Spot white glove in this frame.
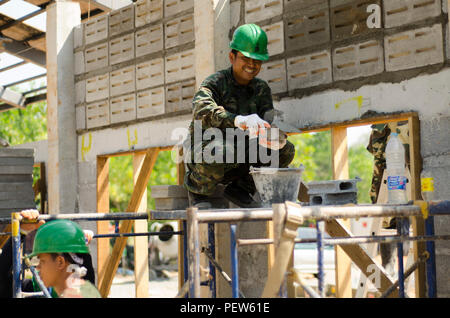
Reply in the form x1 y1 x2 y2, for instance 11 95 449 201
234 114 270 139
258 128 287 150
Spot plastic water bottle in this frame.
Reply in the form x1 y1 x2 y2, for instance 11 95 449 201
386 133 407 203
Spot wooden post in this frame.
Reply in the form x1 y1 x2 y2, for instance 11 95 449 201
98 148 159 297
331 127 353 298
408 115 426 297
133 153 149 298
96 156 109 286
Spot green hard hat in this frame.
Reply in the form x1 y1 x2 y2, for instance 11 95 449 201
28 220 89 258
229 24 269 61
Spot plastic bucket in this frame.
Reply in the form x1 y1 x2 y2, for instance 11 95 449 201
249 166 304 207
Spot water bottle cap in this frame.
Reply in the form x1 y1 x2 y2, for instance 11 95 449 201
391 132 398 137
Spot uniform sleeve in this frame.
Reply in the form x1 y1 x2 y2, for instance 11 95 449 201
256 81 274 124
192 85 237 130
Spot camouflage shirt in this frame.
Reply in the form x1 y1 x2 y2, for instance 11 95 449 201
188 66 274 135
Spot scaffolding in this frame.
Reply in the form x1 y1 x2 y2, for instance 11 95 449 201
1 200 449 298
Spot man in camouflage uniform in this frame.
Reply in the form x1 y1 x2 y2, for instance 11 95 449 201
183 24 295 208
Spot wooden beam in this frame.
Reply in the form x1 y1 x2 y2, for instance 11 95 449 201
133 153 149 298
98 147 159 297
331 127 353 298
408 115 427 298
325 219 399 297
96 156 109 286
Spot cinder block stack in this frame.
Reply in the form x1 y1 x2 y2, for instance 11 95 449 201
0 148 35 218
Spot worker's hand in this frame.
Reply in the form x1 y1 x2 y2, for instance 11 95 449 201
19 209 45 234
258 128 287 150
83 230 94 245
234 114 271 139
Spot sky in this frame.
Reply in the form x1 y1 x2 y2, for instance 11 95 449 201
0 0 372 146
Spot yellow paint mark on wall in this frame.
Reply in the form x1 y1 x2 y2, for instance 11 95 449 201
81 133 92 162
335 96 364 110
127 128 138 149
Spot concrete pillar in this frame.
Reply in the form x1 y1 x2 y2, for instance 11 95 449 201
46 0 80 214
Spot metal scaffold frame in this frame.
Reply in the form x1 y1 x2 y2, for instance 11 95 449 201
1 200 449 298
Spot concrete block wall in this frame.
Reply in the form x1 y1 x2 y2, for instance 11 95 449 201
74 0 195 132
229 0 449 97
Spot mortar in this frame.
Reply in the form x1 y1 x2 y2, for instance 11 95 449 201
249 165 304 207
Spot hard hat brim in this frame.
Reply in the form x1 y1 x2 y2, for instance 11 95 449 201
240 49 269 61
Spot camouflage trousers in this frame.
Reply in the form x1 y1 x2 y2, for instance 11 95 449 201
184 137 295 196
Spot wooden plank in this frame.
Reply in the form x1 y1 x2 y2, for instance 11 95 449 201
133 153 149 298
325 219 399 297
331 127 353 298
38 162 47 214
96 156 109 288
408 115 426 298
288 112 417 136
98 147 159 298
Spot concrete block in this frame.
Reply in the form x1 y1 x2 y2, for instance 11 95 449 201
109 33 135 65
333 40 384 81
74 23 84 49
309 192 358 205
135 24 164 57
109 4 134 37
285 1 330 52
166 79 195 113
385 24 444 72
110 93 136 124
76 105 86 130
258 59 287 94
75 80 85 105
262 22 284 56
164 14 195 49
84 15 108 45
110 65 135 97
86 73 109 102
136 58 164 90
136 86 165 118
85 43 108 72
330 0 380 40
421 116 450 157
307 178 359 194
284 0 327 12
244 0 283 23
74 51 85 75
384 0 442 28
287 50 332 90
86 99 110 129
165 49 195 84
164 0 194 17
135 0 163 27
